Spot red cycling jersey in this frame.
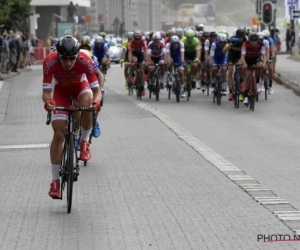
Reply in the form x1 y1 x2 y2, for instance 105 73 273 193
164 37 170 45
43 51 98 120
128 39 147 54
241 41 265 59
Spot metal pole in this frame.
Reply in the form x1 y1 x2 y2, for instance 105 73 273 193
149 0 153 30
295 0 299 58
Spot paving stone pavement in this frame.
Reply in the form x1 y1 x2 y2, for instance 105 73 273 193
0 67 299 249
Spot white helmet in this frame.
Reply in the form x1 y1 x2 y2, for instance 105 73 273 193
153 32 161 40
83 36 91 42
145 31 150 39
128 31 134 39
176 28 183 36
262 30 270 38
232 29 237 37
95 36 104 44
171 35 180 43
257 32 264 39
219 34 227 42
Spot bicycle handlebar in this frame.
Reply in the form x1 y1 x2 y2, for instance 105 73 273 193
46 107 96 125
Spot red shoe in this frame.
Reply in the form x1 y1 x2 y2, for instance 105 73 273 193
228 93 233 101
141 89 146 96
49 180 60 198
80 140 91 161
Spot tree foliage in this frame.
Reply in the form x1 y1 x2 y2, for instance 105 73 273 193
0 0 31 29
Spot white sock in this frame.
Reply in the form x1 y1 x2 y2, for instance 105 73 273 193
51 164 60 181
80 128 91 141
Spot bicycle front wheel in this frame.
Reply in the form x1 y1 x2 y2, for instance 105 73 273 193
66 134 75 213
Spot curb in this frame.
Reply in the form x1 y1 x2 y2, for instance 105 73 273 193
0 68 32 81
273 73 300 97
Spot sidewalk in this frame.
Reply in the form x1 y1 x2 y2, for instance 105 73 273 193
0 67 32 81
274 54 300 95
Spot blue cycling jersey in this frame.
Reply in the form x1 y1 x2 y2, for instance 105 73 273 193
268 37 274 47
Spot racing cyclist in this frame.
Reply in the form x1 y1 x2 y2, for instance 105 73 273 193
182 30 201 90
92 36 110 82
147 32 167 89
262 29 275 94
223 28 247 101
241 33 266 104
43 35 102 198
121 31 134 89
128 30 148 96
79 36 104 139
204 31 218 90
165 35 185 96
209 33 228 93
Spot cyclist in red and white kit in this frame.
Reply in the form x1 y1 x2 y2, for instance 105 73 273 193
42 35 102 198
128 30 148 95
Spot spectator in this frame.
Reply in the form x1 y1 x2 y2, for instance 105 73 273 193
9 34 18 72
290 25 295 55
67 1 77 22
286 23 291 52
1 32 9 73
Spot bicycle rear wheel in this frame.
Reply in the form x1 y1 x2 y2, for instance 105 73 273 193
186 73 191 101
264 77 268 100
175 77 180 103
216 77 221 105
155 74 160 101
66 134 75 213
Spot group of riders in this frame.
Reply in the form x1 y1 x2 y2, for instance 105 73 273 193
44 23 276 198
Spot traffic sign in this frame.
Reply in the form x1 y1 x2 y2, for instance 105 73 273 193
292 10 300 19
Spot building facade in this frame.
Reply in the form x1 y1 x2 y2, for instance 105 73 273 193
85 0 161 36
30 0 91 40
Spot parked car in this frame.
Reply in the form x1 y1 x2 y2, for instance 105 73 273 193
108 39 122 64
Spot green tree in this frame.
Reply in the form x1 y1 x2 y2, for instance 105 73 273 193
0 0 31 30
0 0 14 23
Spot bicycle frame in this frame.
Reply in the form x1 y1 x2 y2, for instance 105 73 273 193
46 97 96 212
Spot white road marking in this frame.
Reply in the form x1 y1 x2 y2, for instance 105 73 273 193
0 143 50 150
109 86 300 234
0 81 3 92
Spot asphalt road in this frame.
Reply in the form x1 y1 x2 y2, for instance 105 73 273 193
0 65 300 249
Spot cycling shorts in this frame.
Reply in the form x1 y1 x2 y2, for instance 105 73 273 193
132 52 144 63
52 81 92 121
184 51 196 61
212 56 227 65
172 56 184 69
227 50 241 65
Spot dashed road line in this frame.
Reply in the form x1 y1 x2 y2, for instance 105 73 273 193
0 143 50 151
109 86 300 235
0 81 3 92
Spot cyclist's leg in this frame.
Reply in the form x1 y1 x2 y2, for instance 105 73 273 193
49 90 69 197
77 82 93 161
148 58 156 83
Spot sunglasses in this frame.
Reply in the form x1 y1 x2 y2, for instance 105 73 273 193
60 55 77 61
250 39 258 42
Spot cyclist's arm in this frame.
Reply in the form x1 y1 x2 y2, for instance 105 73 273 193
128 40 133 62
91 85 102 103
180 41 184 62
209 42 216 65
42 89 52 103
261 46 267 66
223 43 231 53
240 43 246 65
195 45 200 59
95 69 104 88
164 43 170 63
143 41 148 63
147 47 152 64
204 39 210 61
